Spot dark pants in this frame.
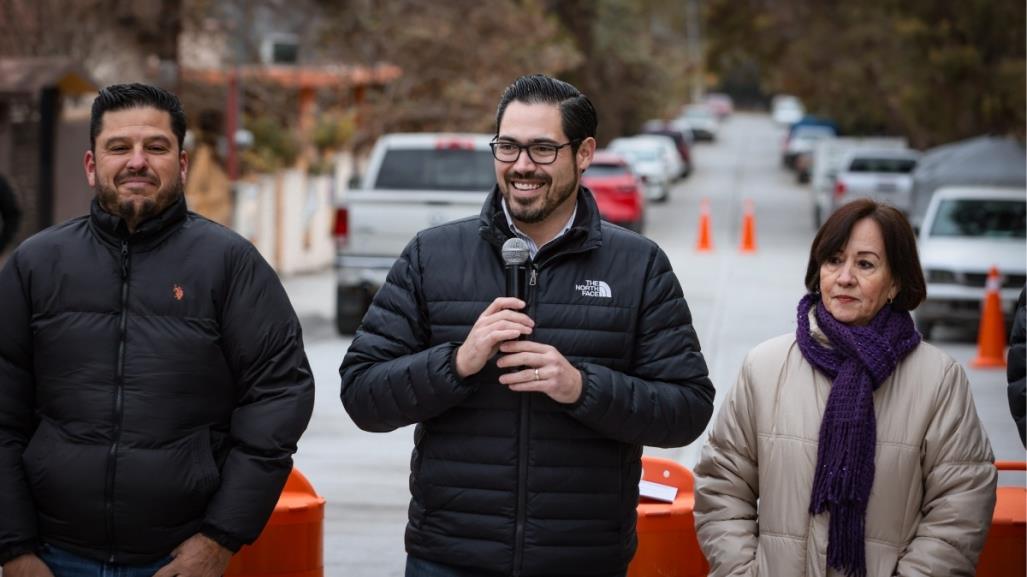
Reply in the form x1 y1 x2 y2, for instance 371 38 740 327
405 555 628 577
40 544 172 577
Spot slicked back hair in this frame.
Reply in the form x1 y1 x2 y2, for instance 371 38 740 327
90 83 186 152
805 198 926 311
495 74 597 152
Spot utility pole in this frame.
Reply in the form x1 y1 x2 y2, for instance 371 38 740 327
685 0 703 104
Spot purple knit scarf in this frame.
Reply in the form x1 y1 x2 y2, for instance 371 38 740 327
795 293 921 577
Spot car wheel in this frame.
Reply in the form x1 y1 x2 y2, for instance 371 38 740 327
336 285 372 335
657 185 670 203
913 311 934 340
919 322 934 340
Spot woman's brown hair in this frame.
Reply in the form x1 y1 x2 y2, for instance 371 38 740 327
804 199 926 311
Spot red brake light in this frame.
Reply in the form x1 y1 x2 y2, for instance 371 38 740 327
334 207 349 243
435 138 475 150
834 181 846 199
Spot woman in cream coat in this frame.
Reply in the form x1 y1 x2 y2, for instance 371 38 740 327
694 199 996 577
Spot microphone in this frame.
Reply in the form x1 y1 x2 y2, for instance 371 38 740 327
501 237 530 300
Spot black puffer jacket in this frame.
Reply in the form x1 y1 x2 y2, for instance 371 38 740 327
340 187 714 576
0 196 314 564
1009 286 1026 446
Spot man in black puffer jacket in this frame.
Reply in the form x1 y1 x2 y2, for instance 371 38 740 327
341 74 715 577
0 84 314 577
1009 286 1026 446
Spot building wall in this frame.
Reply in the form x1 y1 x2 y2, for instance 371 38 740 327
54 119 91 224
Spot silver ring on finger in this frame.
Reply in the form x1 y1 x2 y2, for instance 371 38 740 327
534 368 541 381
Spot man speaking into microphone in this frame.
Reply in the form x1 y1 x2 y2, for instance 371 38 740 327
340 74 714 577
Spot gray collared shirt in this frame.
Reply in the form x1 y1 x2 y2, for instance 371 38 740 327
501 198 577 260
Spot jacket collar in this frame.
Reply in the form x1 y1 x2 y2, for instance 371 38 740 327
89 193 188 248
478 184 603 259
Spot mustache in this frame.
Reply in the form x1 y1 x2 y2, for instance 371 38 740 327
508 170 550 181
115 170 158 185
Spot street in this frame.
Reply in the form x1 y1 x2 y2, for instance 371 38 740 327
284 112 1025 576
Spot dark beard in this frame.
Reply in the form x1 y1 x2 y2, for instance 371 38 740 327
506 170 579 224
96 177 183 229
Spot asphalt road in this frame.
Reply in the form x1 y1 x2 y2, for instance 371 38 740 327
285 112 1025 576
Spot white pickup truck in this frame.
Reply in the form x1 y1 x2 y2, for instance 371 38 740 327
809 137 909 227
333 133 496 334
831 148 921 216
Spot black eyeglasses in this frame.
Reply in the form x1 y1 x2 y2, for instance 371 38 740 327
490 139 579 165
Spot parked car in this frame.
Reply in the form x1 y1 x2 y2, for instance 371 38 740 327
786 115 840 178
582 151 646 233
666 117 697 145
332 132 495 333
909 135 1027 231
640 123 692 177
771 94 804 126
675 104 720 141
915 186 1027 338
782 124 837 170
829 148 920 217
607 136 675 202
704 92 735 120
809 137 909 227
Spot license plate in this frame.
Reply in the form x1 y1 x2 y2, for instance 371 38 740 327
876 182 897 193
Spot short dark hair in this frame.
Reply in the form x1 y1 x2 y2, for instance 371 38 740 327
805 198 926 311
495 74 597 151
90 83 187 152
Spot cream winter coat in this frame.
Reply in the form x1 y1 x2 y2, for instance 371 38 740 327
694 323 997 577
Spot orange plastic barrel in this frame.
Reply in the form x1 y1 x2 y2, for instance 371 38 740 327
627 456 709 577
976 461 1026 577
224 468 325 577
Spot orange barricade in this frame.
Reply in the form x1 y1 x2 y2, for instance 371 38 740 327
629 458 1024 576
628 456 709 577
977 460 1026 577
225 468 326 577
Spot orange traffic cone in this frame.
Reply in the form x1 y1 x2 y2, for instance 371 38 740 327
971 266 1007 368
696 198 713 252
739 199 757 253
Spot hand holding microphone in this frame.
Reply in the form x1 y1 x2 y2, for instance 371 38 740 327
454 238 535 379
455 238 582 403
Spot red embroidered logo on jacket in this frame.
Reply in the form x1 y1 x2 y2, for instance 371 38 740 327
172 284 185 301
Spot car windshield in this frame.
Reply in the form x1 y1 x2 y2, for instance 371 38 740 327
612 146 660 162
848 157 917 173
375 148 496 191
793 126 835 139
585 163 631 178
929 199 1027 238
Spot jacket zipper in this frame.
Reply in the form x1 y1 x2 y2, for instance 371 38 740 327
512 263 540 576
106 240 130 562
506 232 592 573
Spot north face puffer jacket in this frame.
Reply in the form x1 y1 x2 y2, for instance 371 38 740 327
0 196 314 564
341 187 714 576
